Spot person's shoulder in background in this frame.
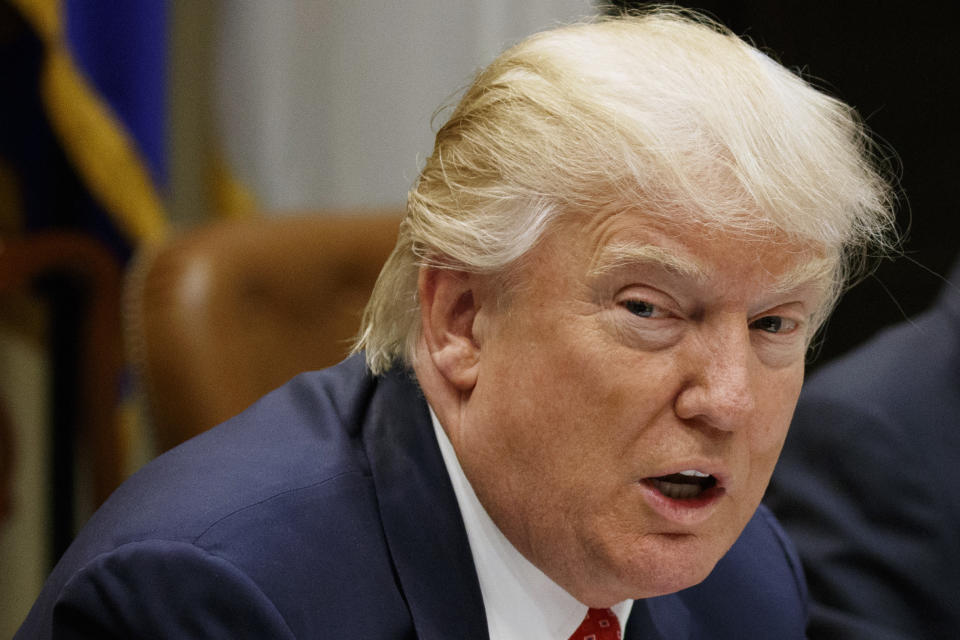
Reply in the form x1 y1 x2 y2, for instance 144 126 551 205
765 263 960 639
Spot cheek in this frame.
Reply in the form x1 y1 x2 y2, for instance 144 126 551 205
477 305 683 476
470 344 625 490
754 368 803 447
743 370 803 499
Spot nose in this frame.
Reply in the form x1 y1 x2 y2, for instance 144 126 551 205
673 320 757 432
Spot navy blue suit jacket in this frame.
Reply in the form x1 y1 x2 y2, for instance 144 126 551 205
766 261 960 639
18 356 807 638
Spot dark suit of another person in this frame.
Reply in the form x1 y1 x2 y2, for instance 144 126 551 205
766 259 960 639
17 355 808 639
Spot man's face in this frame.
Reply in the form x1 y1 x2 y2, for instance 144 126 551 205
452 209 825 606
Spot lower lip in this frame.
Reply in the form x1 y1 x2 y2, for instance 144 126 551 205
639 480 725 526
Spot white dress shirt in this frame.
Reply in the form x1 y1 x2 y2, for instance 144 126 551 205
430 408 633 639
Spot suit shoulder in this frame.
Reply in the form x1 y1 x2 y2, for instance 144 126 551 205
670 505 808 638
91 369 369 540
18 539 296 639
804 305 959 406
18 357 417 637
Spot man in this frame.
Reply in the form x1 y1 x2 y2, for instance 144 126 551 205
765 256 960 640
18 8 894 638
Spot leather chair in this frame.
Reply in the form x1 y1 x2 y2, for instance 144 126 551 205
124 213 401 453
0 232 124 554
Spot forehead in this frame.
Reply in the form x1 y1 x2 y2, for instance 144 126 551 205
554 208 834 298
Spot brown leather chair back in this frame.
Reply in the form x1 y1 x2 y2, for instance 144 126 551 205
125 214 401 452
0 232 124 553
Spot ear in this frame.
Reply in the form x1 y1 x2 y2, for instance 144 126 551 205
418 266 481 391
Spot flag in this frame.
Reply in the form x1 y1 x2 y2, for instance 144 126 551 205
4 0 169 256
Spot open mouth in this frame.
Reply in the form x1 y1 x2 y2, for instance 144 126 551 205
646 470 718 500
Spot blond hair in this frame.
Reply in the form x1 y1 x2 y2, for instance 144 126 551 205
355 7 896 374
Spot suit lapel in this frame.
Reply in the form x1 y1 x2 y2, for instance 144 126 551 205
364 368 489 640
625 594 694 639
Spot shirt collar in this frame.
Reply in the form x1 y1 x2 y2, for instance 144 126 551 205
429 407 632 640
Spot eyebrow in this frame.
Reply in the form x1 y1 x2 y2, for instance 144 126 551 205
590 242 836 298
589 243 707 280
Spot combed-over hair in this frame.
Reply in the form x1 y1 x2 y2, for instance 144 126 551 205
355 6 896 374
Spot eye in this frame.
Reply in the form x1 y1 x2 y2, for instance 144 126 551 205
623 300 657 318
750 315 797 334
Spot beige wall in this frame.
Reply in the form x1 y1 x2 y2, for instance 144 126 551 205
170 0 596 223
0 304 50 636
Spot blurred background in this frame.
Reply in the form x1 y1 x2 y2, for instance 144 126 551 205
0 1 955 634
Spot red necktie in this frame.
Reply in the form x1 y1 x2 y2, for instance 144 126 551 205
568 607 622 640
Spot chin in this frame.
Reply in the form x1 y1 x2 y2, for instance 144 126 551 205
578 560 716 607
602 534 727 601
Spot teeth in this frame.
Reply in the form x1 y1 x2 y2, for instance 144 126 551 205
647 470 718 500
650 478 702 499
